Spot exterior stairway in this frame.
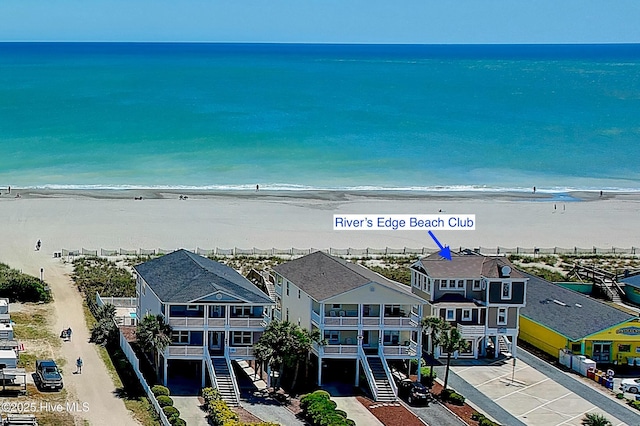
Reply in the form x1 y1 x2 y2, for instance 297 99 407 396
498 335 512 358
212 358 240 407
264 280 278 301
365 356 396 402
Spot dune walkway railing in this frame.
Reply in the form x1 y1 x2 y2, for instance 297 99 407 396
57 246 639 258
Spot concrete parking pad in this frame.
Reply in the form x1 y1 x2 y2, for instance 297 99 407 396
450 357 631 426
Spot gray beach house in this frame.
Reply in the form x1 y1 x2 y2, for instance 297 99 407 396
135 249 274 405
410 252 527 359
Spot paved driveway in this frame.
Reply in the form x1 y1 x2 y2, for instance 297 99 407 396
448 351 639 426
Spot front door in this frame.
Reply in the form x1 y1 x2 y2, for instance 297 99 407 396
208 331 223 355
592 342 611 362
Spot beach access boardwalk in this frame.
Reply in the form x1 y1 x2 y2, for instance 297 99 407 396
440 348 639 426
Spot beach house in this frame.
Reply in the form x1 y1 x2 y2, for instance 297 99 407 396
410 252 527 359
135 250 274 405
272 251 426 402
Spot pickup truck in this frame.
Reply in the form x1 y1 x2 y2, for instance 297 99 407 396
35 360 63 391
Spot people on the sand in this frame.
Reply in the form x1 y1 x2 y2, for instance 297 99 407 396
36 240 41 251
67 327 72 341
533 186 536 193
76 357 83 373
256 184 259 191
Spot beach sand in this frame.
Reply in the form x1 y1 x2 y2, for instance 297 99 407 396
1 189 639 276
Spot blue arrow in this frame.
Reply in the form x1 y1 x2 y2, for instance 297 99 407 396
428 230 452 261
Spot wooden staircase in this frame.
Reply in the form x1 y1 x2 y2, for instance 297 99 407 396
365 356 396 402
212 358 240 407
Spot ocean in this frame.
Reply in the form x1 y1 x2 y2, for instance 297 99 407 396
1 43 639 192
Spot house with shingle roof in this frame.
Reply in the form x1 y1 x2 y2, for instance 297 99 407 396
410 252 527 359
135 249 274 405
272 251 427 402
520 273 640 365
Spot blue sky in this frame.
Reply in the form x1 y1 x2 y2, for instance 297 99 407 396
1 0 639 43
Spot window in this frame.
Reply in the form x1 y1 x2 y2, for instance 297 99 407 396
325 330 339 343
286 308 289 322
232 306 251 317
171 331 189 344
446 309 455 321
142 282 146 296
497 308 507 325
161 304 165 315
457 280 464 288
383 331 400 345
436 279 442 289
462 309 471 321
298 289 301 299
427 279 431 293
571 343 582 353
187 304 199 311
501 282 512 300
332 304 341 309
232 331 252 346
448 280 456 289
619 344 631 352
473 280 481 291
286 282 290 296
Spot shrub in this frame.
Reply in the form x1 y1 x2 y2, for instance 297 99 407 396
152 385 170 397
479 418 500 426
448 392 465 405
207 399 238 426
202 387 222 405
629 400 640 411
162 406 179 418
300 390 353 426
168 414 186 426
0 264 51 302
156 395 174 407
335 409 348 418
421 369 437 388
616 392 624 399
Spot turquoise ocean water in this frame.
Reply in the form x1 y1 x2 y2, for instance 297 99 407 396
1 43 639 192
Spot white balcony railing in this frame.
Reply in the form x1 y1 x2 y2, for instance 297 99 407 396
311 311 321 324
167 345 205 356
228 318 264 328
324 317 359 326
362 317 380 326
457 324 486 336
323 344 358 355
382 317 413 327
410 312 421 326
207 318 226 327
226 346 254 357
168 317 205 327
382 345 415 356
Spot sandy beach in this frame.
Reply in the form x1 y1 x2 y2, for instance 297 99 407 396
1 189 639 275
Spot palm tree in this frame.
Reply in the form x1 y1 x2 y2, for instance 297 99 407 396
136 314 172 377
254 320 323 391
421 316 448 377
90 303 117 346
439 326 470 390
581 413 612 426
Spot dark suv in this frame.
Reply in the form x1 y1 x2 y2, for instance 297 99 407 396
397 379 430 405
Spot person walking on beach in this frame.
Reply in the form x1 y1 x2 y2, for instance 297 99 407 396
35 240 41 251
76 356 83 374
67 327 72 341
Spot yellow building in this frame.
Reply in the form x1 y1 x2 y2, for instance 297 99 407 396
520 274 639 365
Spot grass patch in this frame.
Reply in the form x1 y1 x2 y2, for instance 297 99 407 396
11 310 60 343
24 385 75 426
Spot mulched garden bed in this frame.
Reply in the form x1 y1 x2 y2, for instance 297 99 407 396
356 396 425 426
430 382 478 425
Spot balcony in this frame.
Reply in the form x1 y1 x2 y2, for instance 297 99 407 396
382 344 416 357
167 345 205 356
457 323 486 337
324 316 359 326
321 344 358 355
207 318 226 327
382 317 413 327
168 317 205 327
226 346 254 357
228 317 265 328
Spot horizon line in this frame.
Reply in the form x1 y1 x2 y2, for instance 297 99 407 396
1 41 639 46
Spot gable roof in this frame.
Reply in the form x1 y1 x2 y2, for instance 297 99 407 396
521 273 635 341
272 251 416 302
134 249 273 304
415 252 525 279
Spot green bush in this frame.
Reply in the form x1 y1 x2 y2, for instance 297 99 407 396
162 406 180 418
156 395 174 407
300 390 353 426
440 389 465 405
202 387 223 405
479 418 500 426
207 399 238 426
0 264 51 302
629 400 640 411
170 416 186 426
152 385 170 397
335 409 347 418
420 369 437 388
616 392 625 399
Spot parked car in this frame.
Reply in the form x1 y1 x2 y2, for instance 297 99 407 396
35 359 63 391
397 379 431 405
621 377 640 393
